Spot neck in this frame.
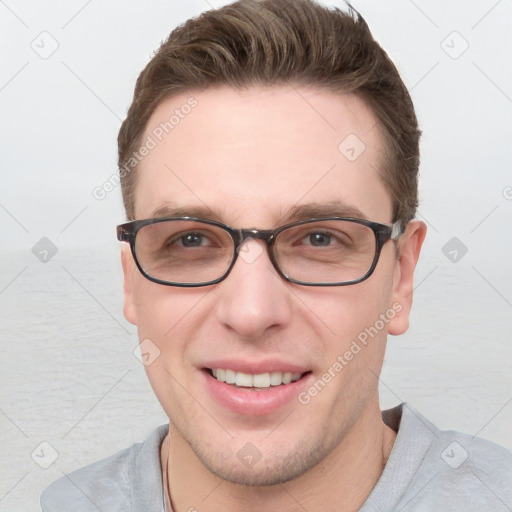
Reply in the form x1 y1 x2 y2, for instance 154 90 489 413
161 401 396 512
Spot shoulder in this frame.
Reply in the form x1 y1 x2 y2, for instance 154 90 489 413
40 447 133 511
394 404 512 510
40 425 168 512
423 425 512 508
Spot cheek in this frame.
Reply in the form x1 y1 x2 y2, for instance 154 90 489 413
302 253 397 369
132 279 167 337
130 281 207 411
131 278 201 340
309 282 394 347
130 280 216 379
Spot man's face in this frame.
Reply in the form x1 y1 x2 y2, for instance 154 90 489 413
122 85 420 485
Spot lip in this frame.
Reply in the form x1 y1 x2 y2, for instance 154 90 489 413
202 359 310 375
201 364 313 416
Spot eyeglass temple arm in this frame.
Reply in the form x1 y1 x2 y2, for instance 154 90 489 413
117 225 130 242
390 220 404 240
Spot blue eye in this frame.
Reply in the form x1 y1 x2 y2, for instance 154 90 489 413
308 232 332 246
180 233 206 247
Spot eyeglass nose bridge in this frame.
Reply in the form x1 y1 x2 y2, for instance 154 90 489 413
233 228 276 248
229 228 280 270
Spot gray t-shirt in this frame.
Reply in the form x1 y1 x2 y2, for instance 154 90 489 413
40 403 512 511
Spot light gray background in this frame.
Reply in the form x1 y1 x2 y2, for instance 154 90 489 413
1 0 511 510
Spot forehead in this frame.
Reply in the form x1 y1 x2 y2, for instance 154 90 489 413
135 85 392 226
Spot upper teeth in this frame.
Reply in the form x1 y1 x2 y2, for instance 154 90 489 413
212 369 302 388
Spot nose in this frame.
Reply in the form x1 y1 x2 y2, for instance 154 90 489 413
215 238 293 339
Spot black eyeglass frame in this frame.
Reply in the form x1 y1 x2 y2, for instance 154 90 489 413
117 216 404 288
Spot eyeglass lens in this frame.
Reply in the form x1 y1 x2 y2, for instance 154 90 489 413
134 219 378 285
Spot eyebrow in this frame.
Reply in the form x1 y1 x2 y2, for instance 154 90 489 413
148 200 368 225
280 201 368 222
150 204 222 221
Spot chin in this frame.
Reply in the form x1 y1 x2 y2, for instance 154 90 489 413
192 436 327 487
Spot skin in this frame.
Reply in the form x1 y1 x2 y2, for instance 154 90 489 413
121 85 426 512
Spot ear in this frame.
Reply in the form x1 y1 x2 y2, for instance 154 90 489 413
121 244 137 325
388 220 427 336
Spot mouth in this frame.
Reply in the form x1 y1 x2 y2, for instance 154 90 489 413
201 365 313 415
206 368 310 389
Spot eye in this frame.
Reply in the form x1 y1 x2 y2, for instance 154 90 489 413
179 232 209 247
163 230 220 250
298 230 350 248
306 232 333 247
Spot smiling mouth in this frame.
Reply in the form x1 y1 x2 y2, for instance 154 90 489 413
206 368 311 389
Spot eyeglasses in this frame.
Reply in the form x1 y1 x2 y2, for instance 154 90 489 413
117 217 404 287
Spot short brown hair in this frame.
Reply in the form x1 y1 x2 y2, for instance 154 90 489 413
118 0 420 225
